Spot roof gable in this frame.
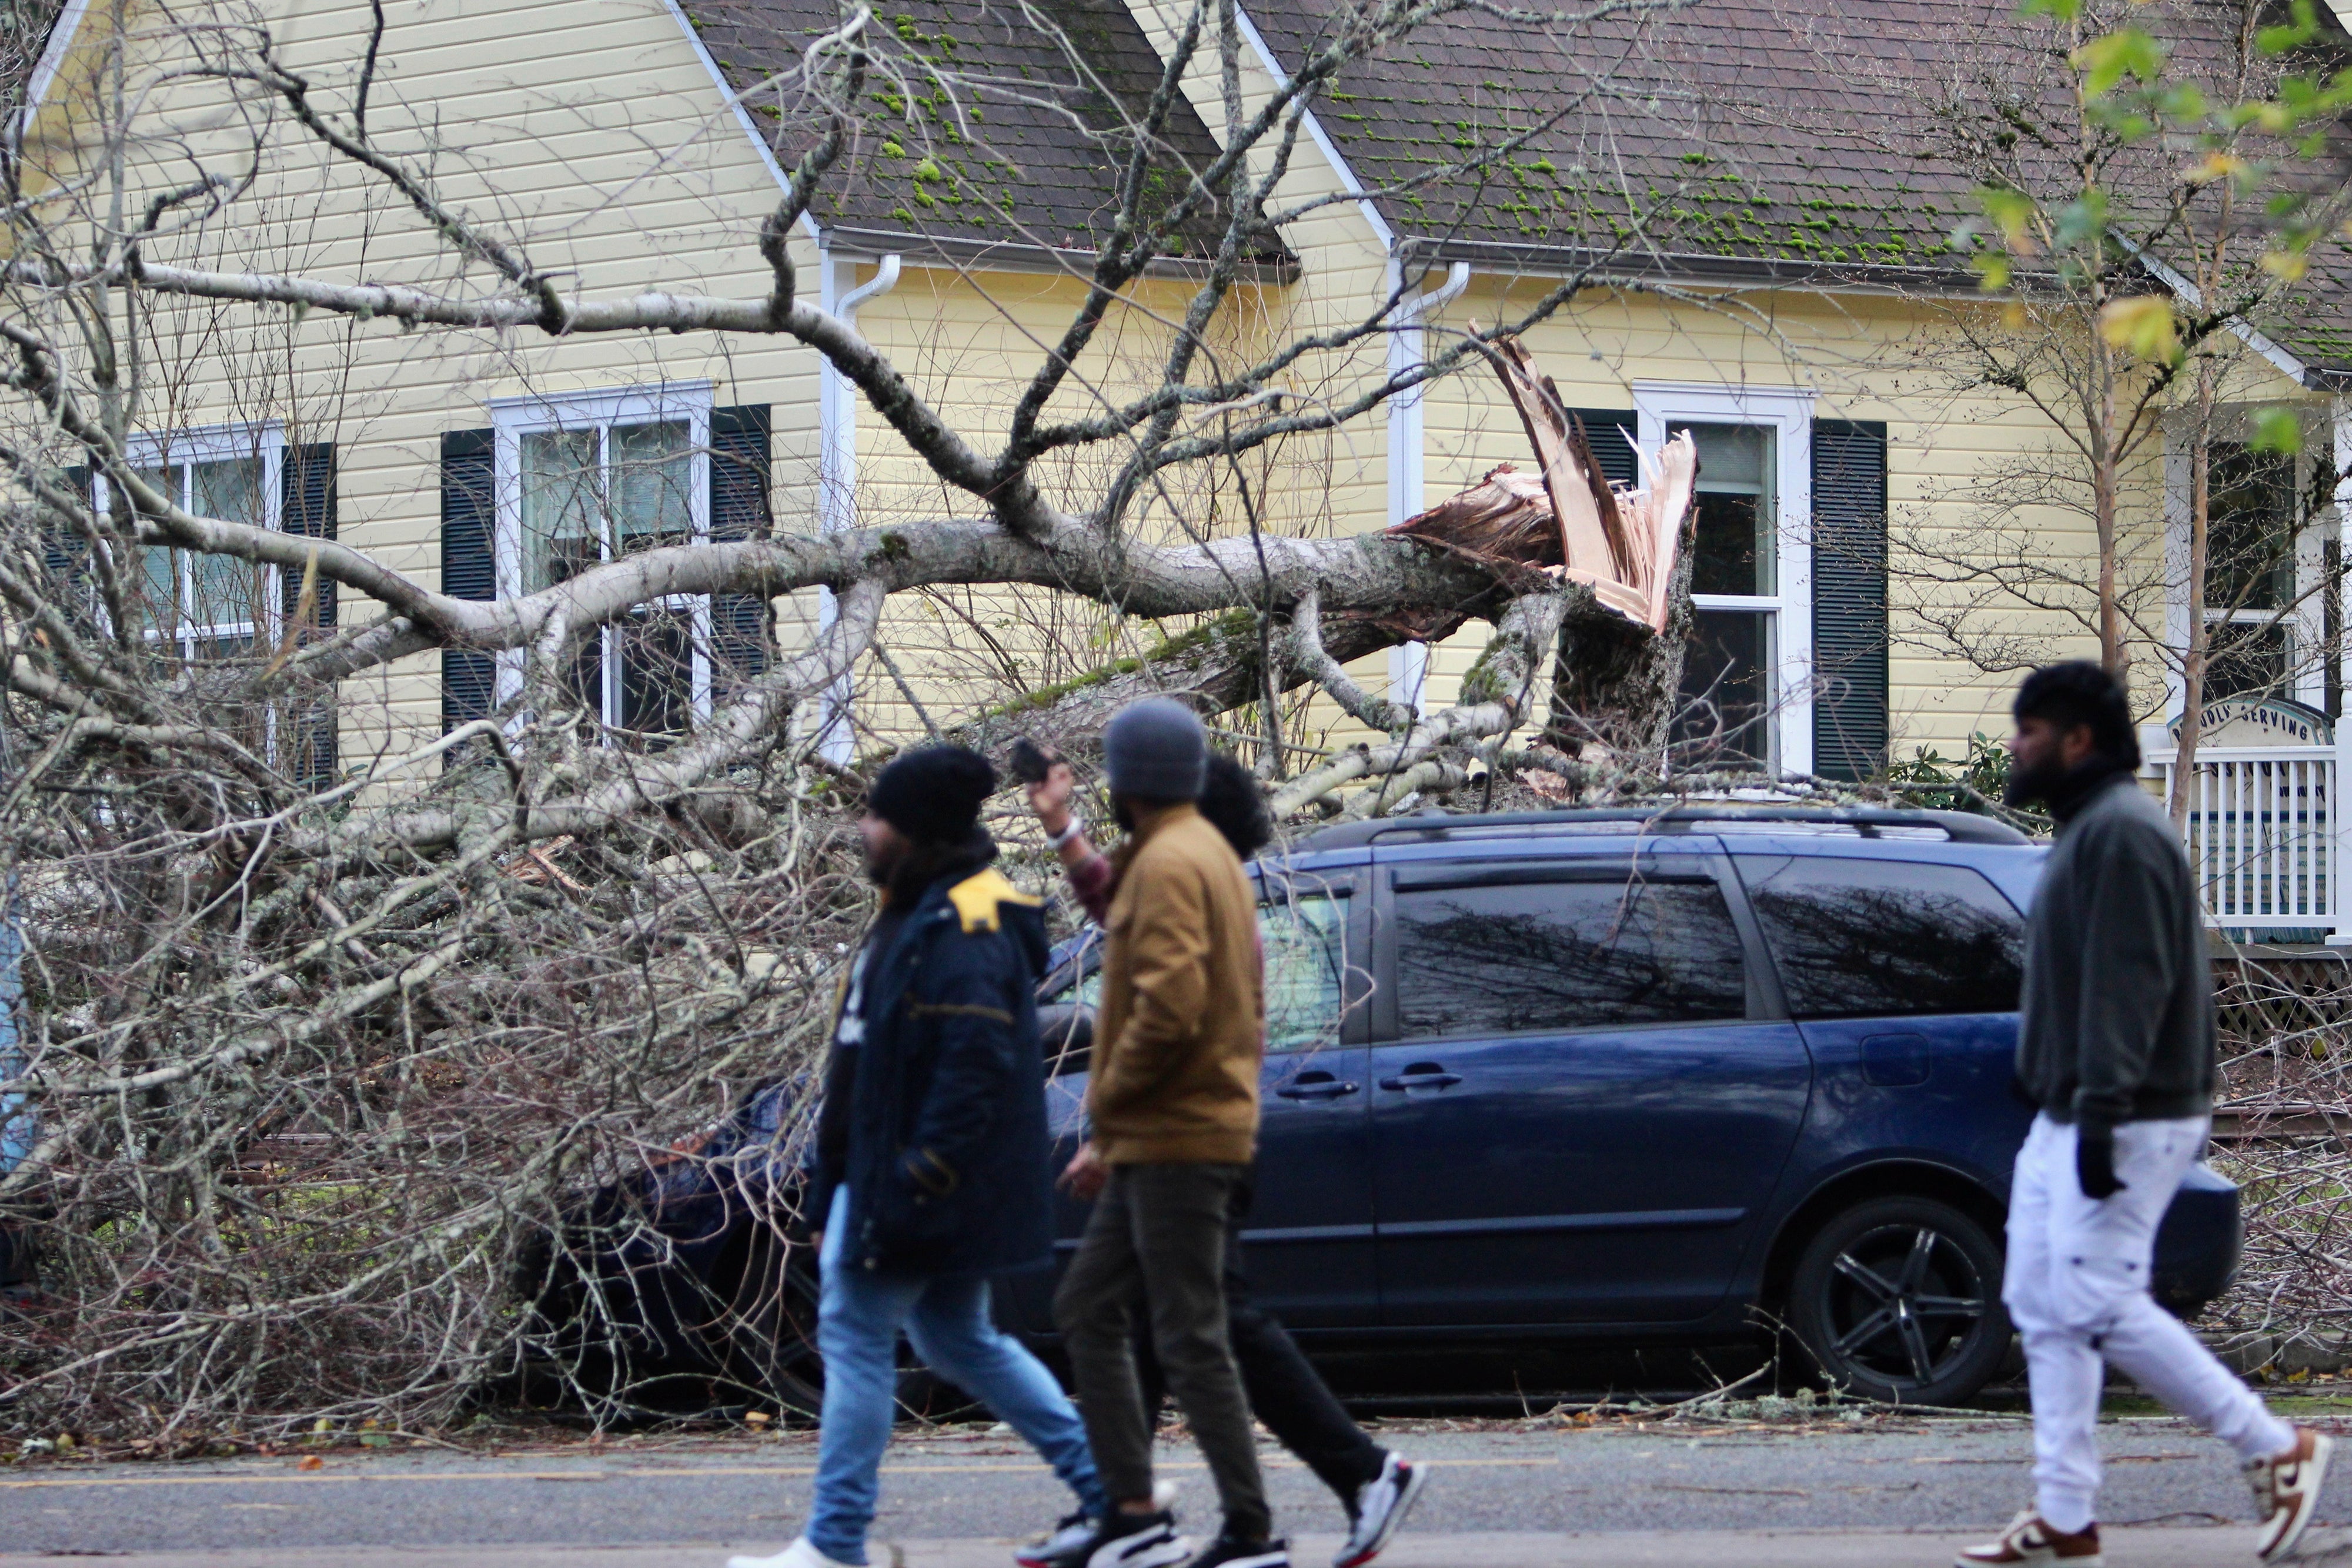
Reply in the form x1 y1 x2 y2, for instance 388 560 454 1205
684 0 1288 271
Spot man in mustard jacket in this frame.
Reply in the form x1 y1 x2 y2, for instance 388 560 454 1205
1051 699 1275 1568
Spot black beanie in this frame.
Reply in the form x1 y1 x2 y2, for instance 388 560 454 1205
866 745 997 843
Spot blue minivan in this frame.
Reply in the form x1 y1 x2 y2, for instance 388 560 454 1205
1009 804 2243 1407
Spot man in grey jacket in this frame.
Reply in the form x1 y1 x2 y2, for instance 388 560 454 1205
1958 663 2330 1568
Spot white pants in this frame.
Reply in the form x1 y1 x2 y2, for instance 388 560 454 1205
2003 1113 2290 1533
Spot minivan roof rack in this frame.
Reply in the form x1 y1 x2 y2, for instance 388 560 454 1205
1287 804 2033 853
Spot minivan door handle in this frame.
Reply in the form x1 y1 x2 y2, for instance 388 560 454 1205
1275 1070 1360 1101
1379 1064 1462 1092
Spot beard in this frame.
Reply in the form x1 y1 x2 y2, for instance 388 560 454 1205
863 835 907 887
1112 797 1137 834
2003 748 2070 810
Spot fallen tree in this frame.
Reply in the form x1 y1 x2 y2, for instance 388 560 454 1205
0 0 1717 1436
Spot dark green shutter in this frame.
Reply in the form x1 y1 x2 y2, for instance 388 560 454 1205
1566 408 1638 489
709 405 773 692
42 466 92 620
440 429 497 738
1812 420 1889 782
280 443 338 789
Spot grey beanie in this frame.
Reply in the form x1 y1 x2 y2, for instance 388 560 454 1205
1104 697 1208 802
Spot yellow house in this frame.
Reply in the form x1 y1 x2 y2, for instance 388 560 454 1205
13 0 2347 810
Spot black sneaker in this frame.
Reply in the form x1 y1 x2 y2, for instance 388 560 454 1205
1015 1510 1095 1568
1182 1535 1289 1568
1038 1509 1189 1568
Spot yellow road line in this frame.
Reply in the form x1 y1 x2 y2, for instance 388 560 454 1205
0 1455 1555 1492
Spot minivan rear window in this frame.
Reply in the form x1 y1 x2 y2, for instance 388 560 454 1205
1395 877 1746 1038
1735 855 2024 1019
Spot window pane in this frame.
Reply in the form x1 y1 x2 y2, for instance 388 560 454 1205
1739 855 2024 1018
2210 444 2295 613
189 459 264 636
611 422 692 553
1396 877 1746 1039
131 466 176 636
1262 894 1347 1054
522 428 600 589
191 456 262 527
1676 608 1771 767
1675 423 1775 596
140 545 176 624
2206 621 2288 703
617 606 693 738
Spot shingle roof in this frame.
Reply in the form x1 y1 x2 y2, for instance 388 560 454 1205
684 0 1291 274
1242 0 2352 375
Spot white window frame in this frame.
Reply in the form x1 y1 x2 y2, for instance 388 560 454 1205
2161 413 2324 714
102 422 287 661
488 382 714 733
1634 382 1815 777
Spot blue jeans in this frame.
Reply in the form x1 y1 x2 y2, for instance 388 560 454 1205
808 1187 1104 1564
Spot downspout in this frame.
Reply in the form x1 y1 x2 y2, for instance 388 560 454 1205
1384 260 1472 715
814 246 902 764
2333 395 2352 945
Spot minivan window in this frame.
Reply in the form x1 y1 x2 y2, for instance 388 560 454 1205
1037 895 1348 1053
1395 876 1747 1039
1736 855 2025 1018
1263 893 1349 1054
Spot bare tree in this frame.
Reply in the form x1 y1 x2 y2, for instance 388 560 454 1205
1779 0 2352 740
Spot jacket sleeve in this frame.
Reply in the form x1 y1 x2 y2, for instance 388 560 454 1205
898 931 1024 1196
2072 814 2180 1126
1090 857 1211 1118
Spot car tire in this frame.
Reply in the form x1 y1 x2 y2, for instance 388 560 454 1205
1786 1195 2010 1407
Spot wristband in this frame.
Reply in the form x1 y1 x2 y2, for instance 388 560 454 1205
1045 813 1085 850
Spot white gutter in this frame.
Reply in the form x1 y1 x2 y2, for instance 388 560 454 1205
1384 260 1471 714
814 249 901 763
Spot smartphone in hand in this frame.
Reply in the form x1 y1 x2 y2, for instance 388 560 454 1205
1008 737 1052 786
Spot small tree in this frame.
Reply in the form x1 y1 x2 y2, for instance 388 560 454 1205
1821 0 2351 757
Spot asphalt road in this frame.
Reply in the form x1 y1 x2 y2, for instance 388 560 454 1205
2 1415 2347 1567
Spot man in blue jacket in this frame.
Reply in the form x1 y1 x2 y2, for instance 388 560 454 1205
729 747 1103 1568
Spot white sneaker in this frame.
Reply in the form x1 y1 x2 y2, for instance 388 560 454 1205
1953 1510 2103 1566
1333 1452 1427 1568
2249 1427 2334 1562
727 1539 861 1568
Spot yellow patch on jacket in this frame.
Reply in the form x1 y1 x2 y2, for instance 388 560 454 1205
947 868 1042 933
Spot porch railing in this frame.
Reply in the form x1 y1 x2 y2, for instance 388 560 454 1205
2146 745 2340 937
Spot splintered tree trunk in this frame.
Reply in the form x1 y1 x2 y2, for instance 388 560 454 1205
958 601 1436 756
1544 502 1699 768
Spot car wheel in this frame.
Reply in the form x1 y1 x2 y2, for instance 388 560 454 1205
716 1225 828 1417
1787 1195 2010 1407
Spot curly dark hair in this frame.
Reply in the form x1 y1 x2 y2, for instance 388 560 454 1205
2013 660 2141 768
1197 752 1272 860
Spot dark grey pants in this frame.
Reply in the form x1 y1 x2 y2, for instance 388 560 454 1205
1054 1161 1269 1541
